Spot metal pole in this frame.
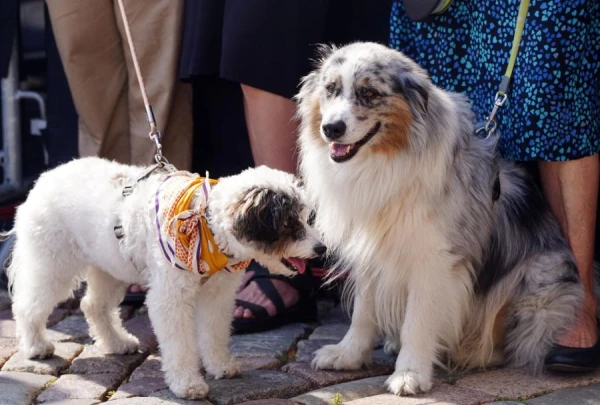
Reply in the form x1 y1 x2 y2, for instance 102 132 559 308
1 37 22 189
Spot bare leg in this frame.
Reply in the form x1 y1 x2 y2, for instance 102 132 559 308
233 86 302 323
539 154 599 348
240 84 298 174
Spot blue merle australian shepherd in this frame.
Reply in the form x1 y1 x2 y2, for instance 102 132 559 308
296 42 588 396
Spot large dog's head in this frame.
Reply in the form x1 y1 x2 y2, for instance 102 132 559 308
296 42 432 163
207 166 324 276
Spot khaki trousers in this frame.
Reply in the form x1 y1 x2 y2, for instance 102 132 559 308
46 0 192 169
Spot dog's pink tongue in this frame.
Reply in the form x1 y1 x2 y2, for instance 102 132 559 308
287 258 306 274
329 142 352 157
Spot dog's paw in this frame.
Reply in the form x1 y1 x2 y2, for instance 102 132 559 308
383 338 400 355
23 340 55 359
385 370 432 396
98 333 140 355
312 344 367 370
169 374 209 399
207 360 240 379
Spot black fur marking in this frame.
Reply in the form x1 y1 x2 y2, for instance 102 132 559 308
391 69 429 115
232 188 304 253
475 173 567 295
356 116 368 122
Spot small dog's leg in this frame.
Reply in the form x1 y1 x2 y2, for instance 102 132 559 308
80 267 139 354
146 270 208 399
313 285 378 370
196 272 242 379
10 241 79 359
386 260 470 396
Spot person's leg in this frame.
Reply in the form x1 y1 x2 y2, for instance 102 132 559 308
240 84 299 174
232 85 305 324
539 154 599 348
46 0 130 163
115 0 193 170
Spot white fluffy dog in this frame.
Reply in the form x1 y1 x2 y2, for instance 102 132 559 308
5 157 323 399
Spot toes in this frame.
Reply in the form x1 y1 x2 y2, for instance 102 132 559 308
243 308 254 319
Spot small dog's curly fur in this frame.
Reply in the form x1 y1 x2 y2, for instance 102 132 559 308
5 157 323 399
297 42 587 396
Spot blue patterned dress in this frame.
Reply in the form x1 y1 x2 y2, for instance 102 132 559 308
390 0 600 162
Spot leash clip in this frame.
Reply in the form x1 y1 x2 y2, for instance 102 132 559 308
476 92 507 139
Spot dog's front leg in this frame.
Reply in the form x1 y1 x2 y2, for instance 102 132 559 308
146 272 208 399
312 284 377 370
195 271 241 379
386 257 470 396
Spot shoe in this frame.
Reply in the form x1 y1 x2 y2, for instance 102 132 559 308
544 321 600 372
231 261 318 334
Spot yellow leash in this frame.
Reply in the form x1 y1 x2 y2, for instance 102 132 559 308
478 0 531 139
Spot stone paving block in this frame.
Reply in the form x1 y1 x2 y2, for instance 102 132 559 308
0 336 17 368
371 348 396 368
0 371 55 405
229 323 310 360
342 384 495 405
37 373 124 403
292 376 388 405
47 315 90 343
456 368 600 401
295 339 338 363
110 377 168 401
47 309 70 327
239 400 296 405
129 354 163 381
316 299 336 320
238 356 282 372
486 403 524 405
124 315 157 353
41 401 101 405
282 362 393 389
0 289 11 312
69 344 147 377
528 384 600 404
148 389 212 404
319 306 351 325
0 310 16 338
206 369 313 405
308 324 348 341
2 342 83 375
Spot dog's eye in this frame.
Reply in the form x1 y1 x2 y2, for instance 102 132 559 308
361 88 378 100
325 82 336 95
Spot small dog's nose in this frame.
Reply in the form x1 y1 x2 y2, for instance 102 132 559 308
313 243 327 256
322 121 346 140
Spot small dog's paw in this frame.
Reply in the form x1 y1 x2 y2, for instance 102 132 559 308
385 370 432 396
383 338 400 355
24 340 55 359
99 333 140 355
169 374 209 399
208 360 240 379
312 344 367 371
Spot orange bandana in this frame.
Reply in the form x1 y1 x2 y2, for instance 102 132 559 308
155 171 251 276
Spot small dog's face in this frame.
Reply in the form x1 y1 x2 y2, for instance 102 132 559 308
297 42 431 163
214 166 324 276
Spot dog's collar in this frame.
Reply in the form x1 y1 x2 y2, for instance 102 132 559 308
155 171 251 276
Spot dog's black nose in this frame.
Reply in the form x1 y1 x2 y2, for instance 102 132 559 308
313 243 327 256
322 121 346 140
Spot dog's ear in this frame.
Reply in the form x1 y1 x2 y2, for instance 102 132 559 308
232 187 295 245
392 66 430 116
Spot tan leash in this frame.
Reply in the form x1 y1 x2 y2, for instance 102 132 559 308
116 0 171 168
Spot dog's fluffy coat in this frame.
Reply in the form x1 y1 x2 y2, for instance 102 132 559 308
297 42 585 395
6 157 322 399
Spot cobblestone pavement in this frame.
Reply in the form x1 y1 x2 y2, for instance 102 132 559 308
1 289 599 405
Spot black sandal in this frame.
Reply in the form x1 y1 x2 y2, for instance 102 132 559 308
544 319 600 372
232 261 318 334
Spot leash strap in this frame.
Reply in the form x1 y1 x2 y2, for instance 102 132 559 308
478 0 530 139
116 0 169 167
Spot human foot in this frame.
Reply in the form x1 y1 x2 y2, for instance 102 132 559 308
232 262 317 333
557 295 598 348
